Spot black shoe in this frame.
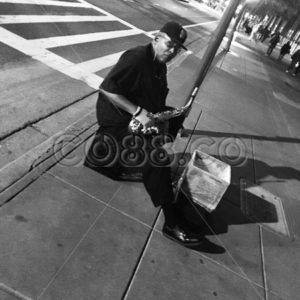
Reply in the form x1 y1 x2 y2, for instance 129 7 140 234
189 238 226 254
114 172 143 182
162 224 205 246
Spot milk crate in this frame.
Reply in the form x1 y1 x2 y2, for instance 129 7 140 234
177 150 231 212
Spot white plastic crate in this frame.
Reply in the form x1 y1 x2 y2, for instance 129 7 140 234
178 150 231 212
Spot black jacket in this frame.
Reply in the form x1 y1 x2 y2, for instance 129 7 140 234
97 43 169 125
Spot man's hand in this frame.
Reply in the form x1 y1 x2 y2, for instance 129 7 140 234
135 108 155 129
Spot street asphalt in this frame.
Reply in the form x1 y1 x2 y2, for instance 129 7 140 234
0 31 299 300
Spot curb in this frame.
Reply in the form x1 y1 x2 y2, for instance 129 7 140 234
0 112 98 205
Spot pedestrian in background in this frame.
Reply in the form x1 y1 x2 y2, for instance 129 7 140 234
294 62 300 76
278 41 291 61
248 22 261 42
84 21 206 246
260 26 270 42
242 18 252 35
286 48 300 76
265 32 280 56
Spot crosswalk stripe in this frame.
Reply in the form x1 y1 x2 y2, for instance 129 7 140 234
74 51 124 73
0 27 102 89
32 29 143 48
77 0 154 38
0 15 115 24
184 20 218 28
0 0 213 91
0 0 90 7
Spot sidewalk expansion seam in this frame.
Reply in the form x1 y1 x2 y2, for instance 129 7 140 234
0 282 32 300
36 183 123 299
122 209 162 300
185 197 266 299
47 172 154 230
259 225 268 300
193 248 266 297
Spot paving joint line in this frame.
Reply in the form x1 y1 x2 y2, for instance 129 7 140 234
47 172 154 230
122 209 162 300
0 282 32 300
185 197 265 299
37 184 123 299
191 249 266 293
259 225 268 300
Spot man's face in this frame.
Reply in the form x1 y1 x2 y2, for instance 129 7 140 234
153 33 182 63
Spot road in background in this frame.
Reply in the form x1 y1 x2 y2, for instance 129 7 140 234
0 0 219 138
0 0 220 196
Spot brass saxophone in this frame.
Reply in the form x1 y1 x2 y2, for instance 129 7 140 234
128 98 193 135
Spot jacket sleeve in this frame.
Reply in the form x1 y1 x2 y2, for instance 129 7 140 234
100 50 142 96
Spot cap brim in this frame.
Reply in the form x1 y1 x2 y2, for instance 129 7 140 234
173 39 187 50
180 44 187 50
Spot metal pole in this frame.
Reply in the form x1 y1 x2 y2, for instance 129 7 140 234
173 0 243 186
186 0 242 95
224 2 246 52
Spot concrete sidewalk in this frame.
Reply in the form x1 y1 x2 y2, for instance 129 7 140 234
0 32 299 300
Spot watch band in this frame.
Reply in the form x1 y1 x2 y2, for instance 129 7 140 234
133 106 142 117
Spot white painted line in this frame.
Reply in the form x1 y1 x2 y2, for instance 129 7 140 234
0 15 115 24
77 0 154 38
273 91 300 110
147 21 218 38
33 29 142 48
0 283 31 300
0 27 102 89
228 51 240 58
232 40 257 53
184 20 218 28
0 0 89 7
148 20 218 37
73 51 124 73
147 30 158 37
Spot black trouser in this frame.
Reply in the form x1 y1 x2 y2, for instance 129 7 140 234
84 115 184 207
287 59 299 74
266 45 275 55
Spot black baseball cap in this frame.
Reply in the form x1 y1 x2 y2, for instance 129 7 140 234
159 21 187 50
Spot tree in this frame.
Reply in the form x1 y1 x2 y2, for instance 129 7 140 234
245 0 300 41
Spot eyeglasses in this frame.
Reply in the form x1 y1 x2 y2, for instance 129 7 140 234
164 40 182 53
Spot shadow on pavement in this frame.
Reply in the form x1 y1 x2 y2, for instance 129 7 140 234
183 129 300 144
173 150 299 239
